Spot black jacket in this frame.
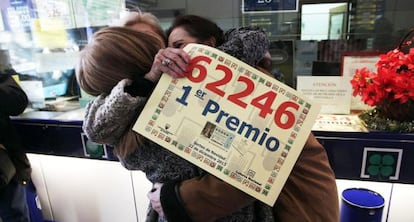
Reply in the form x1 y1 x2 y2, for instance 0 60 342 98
0 74 31 184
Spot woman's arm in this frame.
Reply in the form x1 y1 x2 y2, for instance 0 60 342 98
82 79 146 146
161 175 254 222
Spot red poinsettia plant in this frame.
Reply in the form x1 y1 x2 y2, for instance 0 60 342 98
350 48 414 107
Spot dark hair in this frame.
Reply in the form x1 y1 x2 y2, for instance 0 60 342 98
166 15 224 46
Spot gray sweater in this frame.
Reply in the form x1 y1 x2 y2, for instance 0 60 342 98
83 79 202 183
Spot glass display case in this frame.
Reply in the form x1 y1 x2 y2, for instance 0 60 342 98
1 0 413 104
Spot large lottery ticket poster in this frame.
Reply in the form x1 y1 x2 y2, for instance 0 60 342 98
133 43 320 206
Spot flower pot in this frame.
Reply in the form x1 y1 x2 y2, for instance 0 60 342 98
378 101 414 122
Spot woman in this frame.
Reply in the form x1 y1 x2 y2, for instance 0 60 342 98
166 15 267 67
158 15 339 222
78 12 275 221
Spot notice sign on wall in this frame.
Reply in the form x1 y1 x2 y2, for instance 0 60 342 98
133 44 320 206
242 0 298 13
296 76 352 114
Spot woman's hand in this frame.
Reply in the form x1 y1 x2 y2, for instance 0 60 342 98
145 47 191 82
147 182 165 218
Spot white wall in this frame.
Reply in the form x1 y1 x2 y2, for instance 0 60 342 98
28 154 152 222
28 154 414 222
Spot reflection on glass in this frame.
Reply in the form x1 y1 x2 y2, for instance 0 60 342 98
0 0 125 109
301 3 347 40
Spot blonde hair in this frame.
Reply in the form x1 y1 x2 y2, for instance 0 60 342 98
76 26 164 157
113 11 166 44
76 26 163 96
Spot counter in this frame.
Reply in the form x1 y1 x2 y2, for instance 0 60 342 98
11 109 414 222
12 108 117 161
314 130 414 184
12 108 414 184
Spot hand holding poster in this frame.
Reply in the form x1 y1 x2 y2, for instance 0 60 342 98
133 43 320 206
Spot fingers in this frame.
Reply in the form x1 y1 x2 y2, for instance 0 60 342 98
153 48 190 78
163 48 191 71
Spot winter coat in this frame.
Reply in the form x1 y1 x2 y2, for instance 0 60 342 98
0 74 31 185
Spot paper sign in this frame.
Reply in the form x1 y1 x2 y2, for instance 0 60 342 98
32 0 75 29
341 53 379 111
312 114 368 132
133 44 320 206
31 18 68 49
297 76 352 114
19 80 45 109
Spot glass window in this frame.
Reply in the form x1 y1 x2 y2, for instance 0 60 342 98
1 0 413 108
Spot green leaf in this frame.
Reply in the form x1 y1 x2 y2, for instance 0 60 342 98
368 165 380 175
369 154 381 164
382 155 395 165
380 166 394 177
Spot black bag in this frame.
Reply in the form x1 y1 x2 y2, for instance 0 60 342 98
0 146 16 188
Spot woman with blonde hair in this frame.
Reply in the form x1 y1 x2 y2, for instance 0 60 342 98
77 27 162 95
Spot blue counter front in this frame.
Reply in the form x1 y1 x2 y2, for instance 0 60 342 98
12 110 118 161
314 130 414 184
12 109 414 184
